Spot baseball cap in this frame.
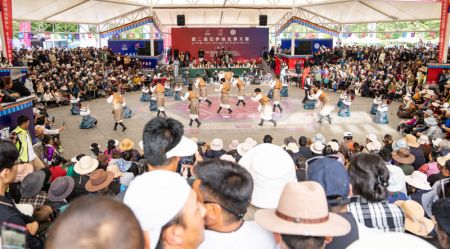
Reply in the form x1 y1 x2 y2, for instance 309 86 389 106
307 157 350 205
344 132 352 137
124 171 192 249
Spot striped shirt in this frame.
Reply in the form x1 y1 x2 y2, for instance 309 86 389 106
348 196 405 232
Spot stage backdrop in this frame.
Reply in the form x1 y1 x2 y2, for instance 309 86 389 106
108 39 164 56
171 27 269 60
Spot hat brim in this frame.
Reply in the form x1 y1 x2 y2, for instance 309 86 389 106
48 177 75 202
407 142 420 148
74 159 99 175
20 171 46 198
255 209 351 237
85 171 114 192
405 217 434 237
166 136 198 158
392 154 415 165
405 177 432 191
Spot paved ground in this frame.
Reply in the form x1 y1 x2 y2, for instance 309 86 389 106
48 85 403 157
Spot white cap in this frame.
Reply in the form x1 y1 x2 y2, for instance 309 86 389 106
238 144 296 209
124 171 191 249
386 165 406 193
327 141 340 152
366 133 378 142
165 136 198 158
344 132 352 137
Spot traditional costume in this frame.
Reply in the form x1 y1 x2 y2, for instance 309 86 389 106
195 76 212 106
215 79 232 114
308 88 334 124
140 86 151 102
181 89 202 127
107 92 127 132
251 91 276 127
151 82 167 118
149 95 158 112
374 102 389 124
270 78 283 113
371 96 382 115
174 83 182 101
234 76 246 106
338 97 352 117
79 107 97 129
70 96 80 115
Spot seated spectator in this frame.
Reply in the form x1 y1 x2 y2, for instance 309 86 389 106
119 138 140 162
46 176 74 214
0 140 42 249
432 198 450 249
428 155 450 186
194 159 277 249
365 134 382 153
298 136 313 159
236 137 258 161
124 170 206 249
380 148 408 203
104 139 120 162
255 181 351 249
33 205 53 239
85 169 114 196
68 156 99 201
394 200 434 239
19 170 47 209
0 76 20 103
405 134 427 170
46 196 147 249
348 153 405 232
392 148 415 176
263 135 273 144
205 138 226 159
307 157 360 249
238 143 297 220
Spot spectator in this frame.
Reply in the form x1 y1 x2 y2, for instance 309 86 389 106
85 169 114 196
255 182 351 249
46 176 74 214
68 156 99 201
432 198 450 249
298 136 313 160
263 135 273 144
194 159 276 249
392 148 416 176
406 171 432 210
348 153 405 232
46 196 147 249
19 170 47 209
124 170 206 249
13 115 45 170
405 134 427 170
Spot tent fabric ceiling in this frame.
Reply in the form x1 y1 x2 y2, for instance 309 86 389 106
13 0 441 25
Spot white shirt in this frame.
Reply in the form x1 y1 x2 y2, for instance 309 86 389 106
198 221 277 249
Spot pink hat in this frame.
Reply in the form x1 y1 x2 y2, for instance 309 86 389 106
14 163 34 183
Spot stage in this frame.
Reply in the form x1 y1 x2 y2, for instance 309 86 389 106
49 86 403 156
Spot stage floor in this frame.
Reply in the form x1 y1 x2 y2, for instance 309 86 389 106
49 85 403 157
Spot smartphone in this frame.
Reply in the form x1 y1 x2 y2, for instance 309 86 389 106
1 222 26 249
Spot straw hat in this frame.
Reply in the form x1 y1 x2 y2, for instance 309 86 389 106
394 200 434 237
437 153 450 166
255 181 351 237
417 135 429 145
404 134 420 148
74 156 99 175
85 169 114 192
119 138 135 151
286 143 300 153
392 148 415 165
237 138 257 156
405 171 432 190
107 164 123 178
14 163 34 183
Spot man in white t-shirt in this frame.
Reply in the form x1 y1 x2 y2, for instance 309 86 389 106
193 159 277 249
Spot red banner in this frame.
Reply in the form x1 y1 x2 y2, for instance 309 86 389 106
438 0 450 63
171 27 269 60
1 0 12 63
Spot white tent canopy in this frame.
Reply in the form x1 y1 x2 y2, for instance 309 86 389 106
13 0 442 27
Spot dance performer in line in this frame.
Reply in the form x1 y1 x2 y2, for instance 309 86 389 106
251 88 277 127
195 74 212 106
174 82 182 101
338 95 352 117
69 94 81 115
234 75 246 106
308 86 334 124
374 99 389 124
181 85 202 127
151 79 167 118
270 75 283 113
224 70 233 83
79 105 98 129
370 95 382 115
107 87 127 132
140 85 151 102
215 78 232 114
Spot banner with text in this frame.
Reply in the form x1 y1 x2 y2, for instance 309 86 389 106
1 0 12 63
171 27 269 60
438 0 450 63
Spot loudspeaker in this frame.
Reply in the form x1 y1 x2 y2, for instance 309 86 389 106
177 15 185 26
259 15 267 26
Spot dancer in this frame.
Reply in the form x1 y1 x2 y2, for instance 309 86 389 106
215 78 232 114
79 105 98 129
181 85 202 127
174 82 182 101
195 74 212 106
151 79 167 118
224 70 233 83
370 95 382 115
280 65 289 97
338 95 352 117
374 99 389 124
70 94 81 115
251 88 277 127
106 87 127 132
139 85 150 102
234 75 246 106
308 86 334 124
270 75 283 113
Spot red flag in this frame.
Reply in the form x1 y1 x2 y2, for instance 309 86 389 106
1 0 13 63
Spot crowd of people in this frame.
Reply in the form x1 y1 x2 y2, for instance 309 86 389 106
1 43 450 248
1 114 450 249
